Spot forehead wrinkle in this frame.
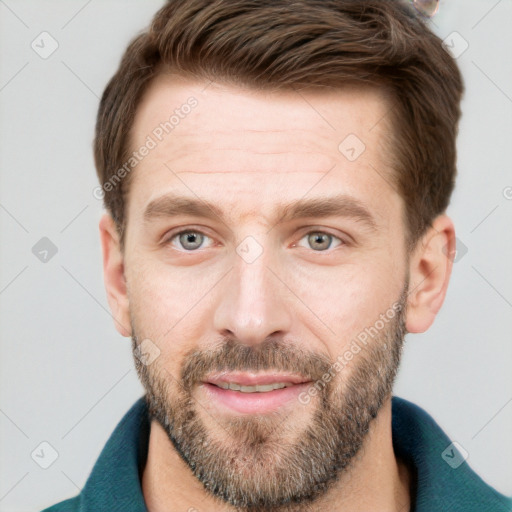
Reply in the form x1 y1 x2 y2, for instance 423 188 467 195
138 125 345 177
173 169 329 174
154 126 336 153
159 146 337 175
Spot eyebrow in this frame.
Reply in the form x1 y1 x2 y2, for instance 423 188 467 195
143 193 378 231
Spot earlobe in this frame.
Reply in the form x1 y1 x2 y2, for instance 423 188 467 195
99 214 132 337
405 215 456 334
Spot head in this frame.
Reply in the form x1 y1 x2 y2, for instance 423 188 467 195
97 0 463 510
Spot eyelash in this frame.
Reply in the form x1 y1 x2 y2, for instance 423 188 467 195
163 228 346 253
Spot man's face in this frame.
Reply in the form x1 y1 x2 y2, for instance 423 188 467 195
123 75 410 509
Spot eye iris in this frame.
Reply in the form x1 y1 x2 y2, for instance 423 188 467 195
179 231 203 250
308 232 331 251
176 232 335 251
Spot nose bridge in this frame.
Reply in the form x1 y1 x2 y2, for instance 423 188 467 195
213 236 292 345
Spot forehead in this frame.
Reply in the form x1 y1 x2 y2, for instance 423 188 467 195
126 73 400 226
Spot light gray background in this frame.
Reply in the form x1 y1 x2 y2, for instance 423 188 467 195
1 1 511 511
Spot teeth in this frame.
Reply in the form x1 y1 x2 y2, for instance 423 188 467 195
216 382 293 392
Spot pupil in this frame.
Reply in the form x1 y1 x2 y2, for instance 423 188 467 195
311 233 329 250
181 232 201 249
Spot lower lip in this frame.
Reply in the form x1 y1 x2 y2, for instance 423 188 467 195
201 382 311 415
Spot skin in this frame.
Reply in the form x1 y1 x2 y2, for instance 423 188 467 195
99 73 456 511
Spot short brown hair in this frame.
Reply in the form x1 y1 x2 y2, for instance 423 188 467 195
94 0 464 251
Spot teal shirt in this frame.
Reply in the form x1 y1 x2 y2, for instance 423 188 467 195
40 396 512 511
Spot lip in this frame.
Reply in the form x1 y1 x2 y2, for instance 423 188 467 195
205 371 310 387
200 372 312 415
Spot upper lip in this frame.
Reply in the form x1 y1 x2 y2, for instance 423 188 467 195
204 372 311 387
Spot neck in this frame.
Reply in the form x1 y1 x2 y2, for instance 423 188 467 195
142 397 412 512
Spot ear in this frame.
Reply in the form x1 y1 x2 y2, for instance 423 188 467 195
406 214 456 333
99 213 132 337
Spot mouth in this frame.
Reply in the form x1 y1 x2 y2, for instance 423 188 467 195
214 381 294 392
200 372 313 414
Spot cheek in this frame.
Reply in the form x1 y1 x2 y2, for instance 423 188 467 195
126 257 219 357
287 259 400 351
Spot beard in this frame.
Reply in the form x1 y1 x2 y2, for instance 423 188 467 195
131 280 409 512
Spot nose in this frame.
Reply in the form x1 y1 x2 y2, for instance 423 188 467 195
213 243 293 347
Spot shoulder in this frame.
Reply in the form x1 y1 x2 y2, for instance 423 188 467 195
392 396 512 512
39 496 80 512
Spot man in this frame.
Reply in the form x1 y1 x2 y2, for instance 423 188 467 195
42 0 512 511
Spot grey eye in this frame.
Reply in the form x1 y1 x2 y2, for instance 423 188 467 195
178 231 204 250
307 232 335 251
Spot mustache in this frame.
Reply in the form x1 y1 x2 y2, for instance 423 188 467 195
180 338 333 391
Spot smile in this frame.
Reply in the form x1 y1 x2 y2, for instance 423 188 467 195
214 381 294 392
200 372 312 414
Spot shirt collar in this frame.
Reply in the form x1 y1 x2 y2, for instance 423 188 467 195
78 395 510 511
79 396 150 511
